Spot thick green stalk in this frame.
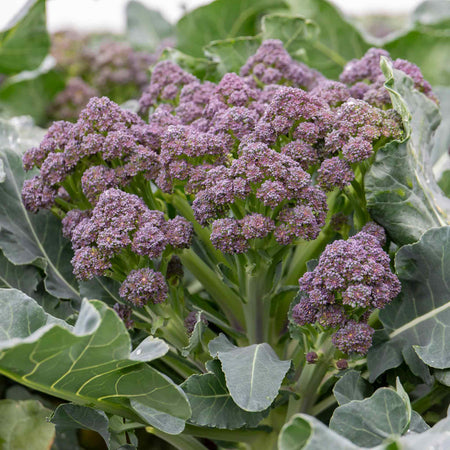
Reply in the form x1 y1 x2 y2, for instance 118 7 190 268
180 248 245 331
146 427 209 450
243 261 271 344
286 337 335 419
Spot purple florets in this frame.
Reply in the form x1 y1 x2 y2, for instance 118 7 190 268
332 321 375 355
317 157 354 191
61 209 91 240
119 268 168 306
139 61 197 115
340 48 437 105
68 188 192 279
306 351 318 364
240 39 322 89
293 229 401 354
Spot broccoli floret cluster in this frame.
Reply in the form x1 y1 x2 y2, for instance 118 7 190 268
340 48 437 106
292 223 401 354
22 40 425 327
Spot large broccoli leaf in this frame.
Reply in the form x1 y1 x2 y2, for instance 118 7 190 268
0 118 79 300
0 289 191 434
365 60 450 246
279 404 447 450
181 359 269 429
126 0 174 51
0 0 50 75
367 226 450 381
208 334 290 412
283 0 370 79
176 0 285 57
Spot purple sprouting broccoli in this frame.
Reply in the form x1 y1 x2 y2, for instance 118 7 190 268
192 141 327 251
158 125 232 193
91 41 155 98
317 157 354 191
324 98 403 164
306 351 318 364
336 359 349 370
292 225 401 354
119 268 168 306
240 39 323 90
22 97 162 212
48 77 99 122
69 188 192 281
139 61 197 116
340 47 437 106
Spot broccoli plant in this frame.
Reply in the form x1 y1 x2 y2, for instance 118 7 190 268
0 14 449 450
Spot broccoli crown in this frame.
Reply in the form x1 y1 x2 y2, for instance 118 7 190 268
293 224 401 355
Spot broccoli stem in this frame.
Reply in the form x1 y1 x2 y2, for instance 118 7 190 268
243 258 272 344
179 248 245 332
286 337 335 419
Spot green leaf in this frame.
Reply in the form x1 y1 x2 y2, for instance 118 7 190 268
204 37 261 77
278 413 358 450
50 404 110 447
0 121 79 300
365 60 450 246
176 0 285 57
181 311 206 357
333 370 374 405
433 87 450 165
126 0 174 51
412 0 450 29
373 408 450 449
282 0 370 78
0 250 40 297
0 0 50 75
409 410 430 433
158 48 219 81
368 227 450 381
435 369 450 386
182 359 268 429
0 289 191 434
207 334 290 412
0 65 66 126
0 399 55 450
329 388 410 447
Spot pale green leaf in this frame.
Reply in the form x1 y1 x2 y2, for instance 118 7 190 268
283 0 370 78
368 227 450 381
50 404 110 447
0 0 50 75
0 289 191 434
333 370 373 406
208 334 290 412
204 37 261 77
365 60 450 246
0 399 55 450
329 388 409 447
278 413 358 450
126 0 174 51
181 359 268 429
176 0 285 57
